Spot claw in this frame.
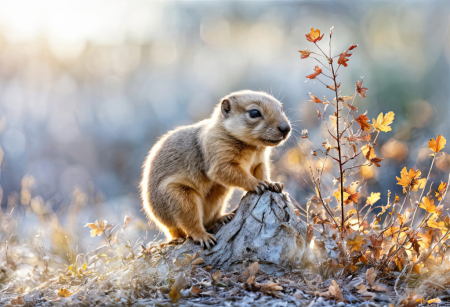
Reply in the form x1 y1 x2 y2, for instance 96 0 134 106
205 241 211 249
255 186 261 194
274 183 282 193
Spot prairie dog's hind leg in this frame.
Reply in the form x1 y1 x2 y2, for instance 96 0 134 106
167 184 216 249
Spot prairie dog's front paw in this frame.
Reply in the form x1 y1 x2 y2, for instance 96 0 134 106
250 180 270 194
265 181 284 193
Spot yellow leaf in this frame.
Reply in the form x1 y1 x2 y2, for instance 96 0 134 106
348 233 366 252
366 192 380 205
58 288 73 297
428 216 450 231
429 135 446 154
372 111 395 132
396 167 425 194
347 209 357 217
334 190 350 202
428 298 441 304
419 197 436 213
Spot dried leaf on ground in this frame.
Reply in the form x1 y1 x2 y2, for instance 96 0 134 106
58 288 73 297
191 258 204 265
356 284 368 294
366 268 376 286
329 280 343 302
260 281 283 298
190 286 202 295
371 284 387 292
212 270 222 282
169 272 187 303
243 262 258 277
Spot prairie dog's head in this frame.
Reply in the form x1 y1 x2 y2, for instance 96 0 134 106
218 90 291 147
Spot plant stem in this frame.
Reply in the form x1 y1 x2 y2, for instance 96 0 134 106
410 155 436 227
330 60 345 235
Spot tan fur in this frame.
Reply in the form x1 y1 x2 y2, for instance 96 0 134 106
141 90 291 246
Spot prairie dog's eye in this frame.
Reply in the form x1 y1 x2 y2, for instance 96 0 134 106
249 109 262 118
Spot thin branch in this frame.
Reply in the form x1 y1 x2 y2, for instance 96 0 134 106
410 155 437 227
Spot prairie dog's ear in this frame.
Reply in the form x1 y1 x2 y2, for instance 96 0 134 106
221 98 231 117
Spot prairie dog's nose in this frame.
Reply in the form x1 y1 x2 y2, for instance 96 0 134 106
278 123 291 138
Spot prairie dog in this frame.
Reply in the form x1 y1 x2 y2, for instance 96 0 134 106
141 90 291 248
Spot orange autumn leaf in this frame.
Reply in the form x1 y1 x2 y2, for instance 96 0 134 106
306 65 322 80
348 43 358 50
337 50 352 67
396 167 426 194
327 83 341 91
334 181 360 205
435 181 448 201
356 78 368 98
361 145 384 167
419 197 436 213
417 229 434 250
305 28 324 43
428 135 446 155
299 49 311 59
356 113 372 131
372 112 395 132
308 92 322 103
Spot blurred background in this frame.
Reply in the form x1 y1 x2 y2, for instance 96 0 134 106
0 0 449 274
